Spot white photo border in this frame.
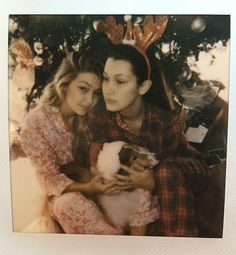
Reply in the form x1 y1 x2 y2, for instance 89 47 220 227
1 1 236 254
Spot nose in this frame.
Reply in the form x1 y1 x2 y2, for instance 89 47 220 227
85 92 93 107
103 80 115 95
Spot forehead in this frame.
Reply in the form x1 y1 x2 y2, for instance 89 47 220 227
73 72 102 89
104 58 134 76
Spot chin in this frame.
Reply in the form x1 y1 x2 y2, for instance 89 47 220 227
105 104 121 112
76 110 88 116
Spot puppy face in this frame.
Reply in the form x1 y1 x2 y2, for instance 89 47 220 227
118 144 159 170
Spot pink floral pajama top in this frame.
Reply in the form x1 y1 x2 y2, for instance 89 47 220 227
20 105 158 234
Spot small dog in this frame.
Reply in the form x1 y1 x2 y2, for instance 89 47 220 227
60 141 159 233
95 141 159 232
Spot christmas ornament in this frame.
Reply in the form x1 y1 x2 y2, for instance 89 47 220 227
34 42 43 55
179 67 192 81
191 17 206 33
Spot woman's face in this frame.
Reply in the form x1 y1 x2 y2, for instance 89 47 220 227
64 72 102 116
102 58 141 112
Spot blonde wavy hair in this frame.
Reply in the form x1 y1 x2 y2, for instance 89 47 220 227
40 51 104 164
40 51 103 106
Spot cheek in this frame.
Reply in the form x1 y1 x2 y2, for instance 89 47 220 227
120 91 138 105
102 86 106 94
91 95 100 107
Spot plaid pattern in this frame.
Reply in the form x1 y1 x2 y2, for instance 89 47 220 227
88 99 210 237
153 159 208 236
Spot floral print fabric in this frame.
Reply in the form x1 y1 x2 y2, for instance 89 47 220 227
20 105 120 234
20 105 74 196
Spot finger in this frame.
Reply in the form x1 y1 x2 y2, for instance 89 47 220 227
102 182 117 190
107 190 121 195
105 184 133 195
93 174 102 179
130 161 145 172
119 185 133 190
114 180 132 187
104 186 122 195
113 173 130 182
106 190 121 195
120 164 136 174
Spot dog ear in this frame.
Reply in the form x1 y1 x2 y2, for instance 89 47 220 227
118 145 138 166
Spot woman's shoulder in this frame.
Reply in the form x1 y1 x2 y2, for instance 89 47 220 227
22 105 59 130
149 103 180 126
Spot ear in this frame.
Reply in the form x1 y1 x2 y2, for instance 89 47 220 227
138 80 152 96
60 85 67 99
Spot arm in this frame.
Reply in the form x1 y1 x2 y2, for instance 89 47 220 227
20 116 74 197
162 114 200 158
21 116 120 196
161 114 210 191
63 174 121 195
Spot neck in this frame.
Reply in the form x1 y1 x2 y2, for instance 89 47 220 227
119 96 144 123
59 102 74 121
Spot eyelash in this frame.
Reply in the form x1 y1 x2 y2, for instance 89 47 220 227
79 86 89 93
103 77 126 85
117 80 126 84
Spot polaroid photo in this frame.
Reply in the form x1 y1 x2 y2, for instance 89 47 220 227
1 1 236 255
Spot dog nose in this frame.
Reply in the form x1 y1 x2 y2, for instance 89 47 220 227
152 158 159 166
148 154 159 167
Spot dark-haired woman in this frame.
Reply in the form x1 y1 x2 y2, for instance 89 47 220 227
88 44 210 237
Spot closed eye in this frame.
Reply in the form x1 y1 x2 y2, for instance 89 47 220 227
116 79 127 85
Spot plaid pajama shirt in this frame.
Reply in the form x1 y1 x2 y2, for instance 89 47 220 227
88 99 210 237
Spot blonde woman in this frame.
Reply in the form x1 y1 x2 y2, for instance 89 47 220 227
20 51 121 234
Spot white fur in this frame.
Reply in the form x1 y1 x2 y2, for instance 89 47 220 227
96 141 157 231
97 141 126 181
98 189 143 230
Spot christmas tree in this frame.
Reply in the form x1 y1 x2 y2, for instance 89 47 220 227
8 15 230 111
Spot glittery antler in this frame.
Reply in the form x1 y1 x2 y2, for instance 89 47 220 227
93 15 168 80
93 16 124 45
133 16 168 51
94 15 168 50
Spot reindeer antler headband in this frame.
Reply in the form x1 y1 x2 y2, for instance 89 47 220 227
93 15 168 79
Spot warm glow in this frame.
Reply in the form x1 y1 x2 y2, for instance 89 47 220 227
187 40 230 102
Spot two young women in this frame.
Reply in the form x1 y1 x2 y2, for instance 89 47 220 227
20 49 158 235
21 44 209 236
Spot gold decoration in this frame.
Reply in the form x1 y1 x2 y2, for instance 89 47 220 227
9 38 34 68
94 15 168 51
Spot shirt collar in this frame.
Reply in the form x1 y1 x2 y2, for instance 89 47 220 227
114 100 151 134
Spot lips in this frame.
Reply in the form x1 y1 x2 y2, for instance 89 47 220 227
105 98 117 104
79 105 90 112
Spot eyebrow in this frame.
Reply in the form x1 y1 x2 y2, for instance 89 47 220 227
103 71 129 78
77 81 101 92
77 81 92 87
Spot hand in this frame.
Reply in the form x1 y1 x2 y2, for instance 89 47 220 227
116 161 155 192
89 175 123 195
